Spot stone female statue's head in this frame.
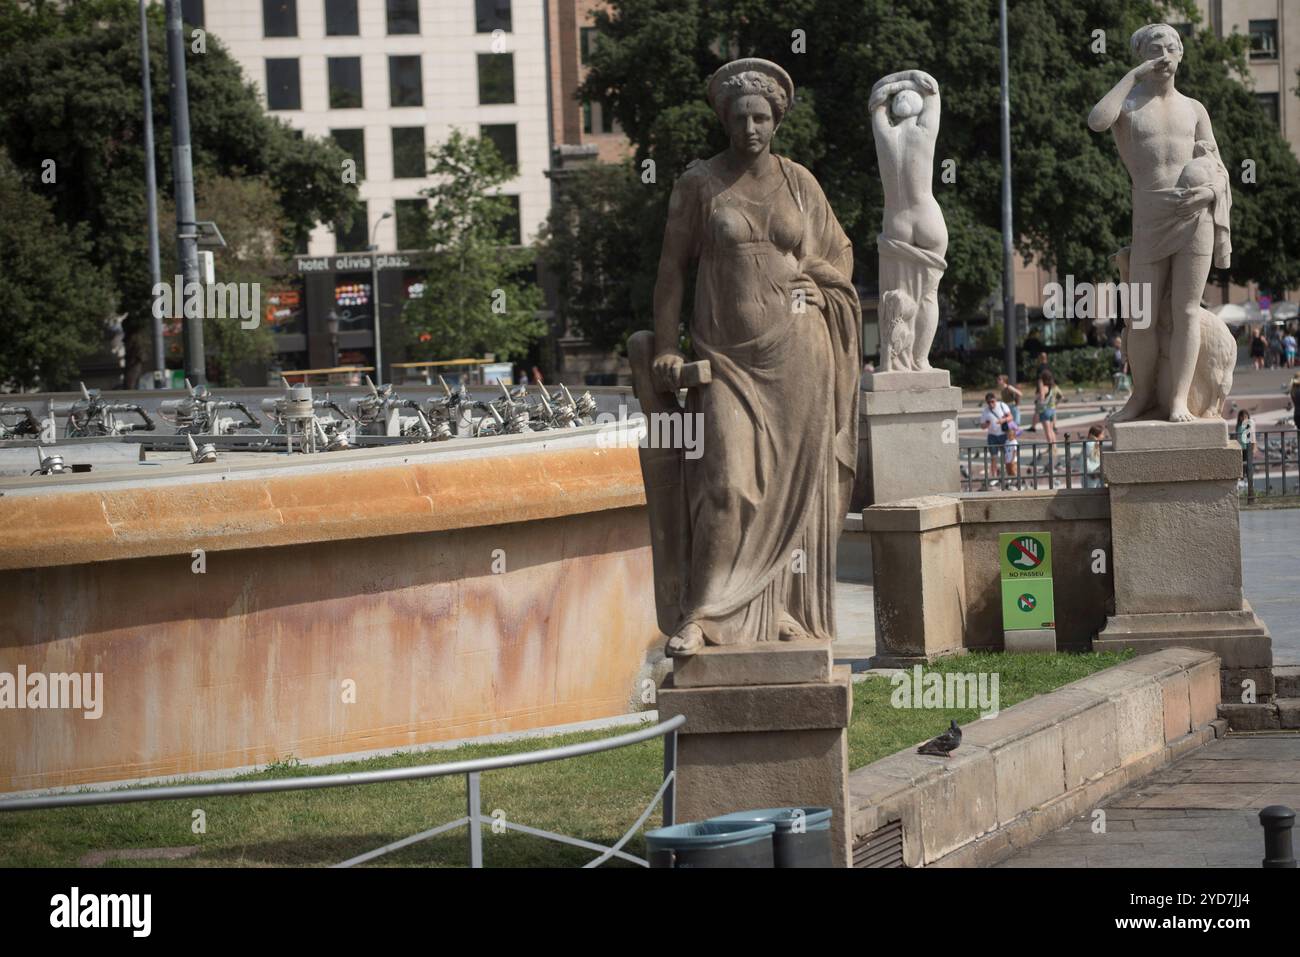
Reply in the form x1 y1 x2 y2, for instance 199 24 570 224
891 88 924 119
707 58 794 157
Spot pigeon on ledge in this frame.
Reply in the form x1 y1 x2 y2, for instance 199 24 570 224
917 720 962 758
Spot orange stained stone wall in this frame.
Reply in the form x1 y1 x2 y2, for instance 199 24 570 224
0 445 660 793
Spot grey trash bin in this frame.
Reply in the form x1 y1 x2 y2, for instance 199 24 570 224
708 808 834 868
645 820 775 868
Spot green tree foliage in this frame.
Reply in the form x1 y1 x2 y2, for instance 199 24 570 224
553 0 1300 352
0 0 358 386
400 131 545 361
0 148 115 389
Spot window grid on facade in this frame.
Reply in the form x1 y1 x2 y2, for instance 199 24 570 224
1256 92 1280 125
395 199 428 250
1249 20 1278 60
335 201 369 253
481 124 518 171
387 0 420 35
328 57 363 109
262 0 297 38
477 53 515 105
391 127 427 179
325 0 359 36
330 128 366 181
265 58 301 111
389 55 424 107
181 0 204 28
476 0 512 34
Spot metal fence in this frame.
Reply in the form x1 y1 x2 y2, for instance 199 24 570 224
960 427 1299 501
1242 428 1300 503
961 434 1110 491
0 714 685 869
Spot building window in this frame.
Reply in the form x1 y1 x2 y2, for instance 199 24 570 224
262 0 297 38
1171 22 1192 39
330 129 366 181
387 0 420 35
480 124 518 171
582 100 615 135
395 199 428 250
476 0 512 33
497 196 521 245
1257 93 1280 125
181 0 204 28
580 27 596 65
389 56 423 107
334 272 373 328
335 202 369 254
391 127 427 179
1250 20 1278 60
325 0 359 36
328 57 363 109
265 58 301 111
477 53 515 105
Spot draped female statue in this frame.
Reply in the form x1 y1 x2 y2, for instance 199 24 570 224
628 58 860 657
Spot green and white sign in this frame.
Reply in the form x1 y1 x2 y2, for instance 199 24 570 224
999 532 1056 630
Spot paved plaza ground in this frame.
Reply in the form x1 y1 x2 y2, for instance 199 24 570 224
996 733 1300 867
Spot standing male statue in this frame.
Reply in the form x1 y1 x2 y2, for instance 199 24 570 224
870 70 947 372
1088 23 1234 422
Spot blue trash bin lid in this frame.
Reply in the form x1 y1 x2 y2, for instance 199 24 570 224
709 807 832 832
645 820 775 851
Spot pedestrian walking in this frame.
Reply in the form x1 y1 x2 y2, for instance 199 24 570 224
1251 329 1267 371
1034 370 1063 452
997 373 1022 426
1284 330 1297 369
1235 410 1255 485
980 392 1013 486
1085 424 1106 488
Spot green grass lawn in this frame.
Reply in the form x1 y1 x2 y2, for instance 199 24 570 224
0 651 1129 868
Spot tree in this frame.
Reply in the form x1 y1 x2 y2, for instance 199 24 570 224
0 148 115 389
400 131 545 362
157 173 288 385
0 0 358 386
558 0 1300 354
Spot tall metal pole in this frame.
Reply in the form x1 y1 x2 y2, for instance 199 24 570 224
139 0 165 386
999 0 1017 384
165 0 205 384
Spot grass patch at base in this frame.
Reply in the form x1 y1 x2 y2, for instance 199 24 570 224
0 651 1130 868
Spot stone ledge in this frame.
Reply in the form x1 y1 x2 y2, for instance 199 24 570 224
860 386 962 418
1110 418 1229 451
657 666 852 734
863 370 952 392
957 487 1110 524
671 641 832 688
1102 447 1241 484
849 649 1219 867
0 444 647 571
860 495 962 533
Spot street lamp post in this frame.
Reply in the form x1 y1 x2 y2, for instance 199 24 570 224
368 210 394 386
138 0 165 387
999 0 1017 384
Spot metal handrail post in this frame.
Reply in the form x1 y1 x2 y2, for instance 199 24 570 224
467 771 483 868
663 729 677 827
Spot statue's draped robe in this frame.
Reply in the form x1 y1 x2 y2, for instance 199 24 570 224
668 155 859 645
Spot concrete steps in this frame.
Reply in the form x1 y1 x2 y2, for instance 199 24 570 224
1216 666 1300 729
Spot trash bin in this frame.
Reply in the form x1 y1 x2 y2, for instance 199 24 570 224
708 808 834 868
645 820 775 868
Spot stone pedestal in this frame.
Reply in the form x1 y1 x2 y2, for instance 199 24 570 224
853 370 962 510
860 495 967 664
656 641 853 867
1094 420 1271 692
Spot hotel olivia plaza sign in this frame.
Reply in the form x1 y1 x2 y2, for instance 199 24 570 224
294 252 424 273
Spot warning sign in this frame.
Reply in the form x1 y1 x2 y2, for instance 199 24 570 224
999 532 1055 630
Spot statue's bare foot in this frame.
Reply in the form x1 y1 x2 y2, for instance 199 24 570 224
914 358 932 371
666 623 705 658
1168 404 1196 423
1108 394 1151 423
777 614 810 642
